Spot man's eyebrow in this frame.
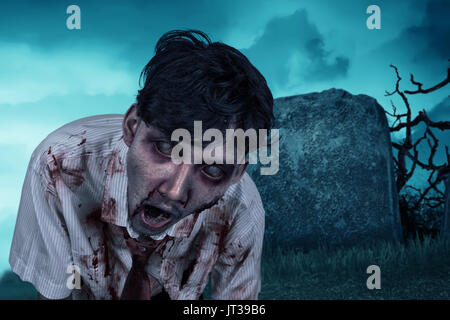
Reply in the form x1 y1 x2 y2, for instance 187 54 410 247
146 125 172 140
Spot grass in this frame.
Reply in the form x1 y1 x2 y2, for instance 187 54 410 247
2 236 450 299
258 236 450 299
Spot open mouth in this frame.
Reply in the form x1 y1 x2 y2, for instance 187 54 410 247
140 205 174 229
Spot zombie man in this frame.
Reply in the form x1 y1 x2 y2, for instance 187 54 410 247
10 30 274 300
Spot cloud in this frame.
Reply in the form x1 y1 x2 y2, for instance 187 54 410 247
242 9 350 94
0 122 60 152
0 42 136 105
368 0 449 66
0 0 250 106
0 0 233 53
407 0 450 61
0 124 57 223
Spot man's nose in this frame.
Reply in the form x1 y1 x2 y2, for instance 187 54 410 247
158 164 192 206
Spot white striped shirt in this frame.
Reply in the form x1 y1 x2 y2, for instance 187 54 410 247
9 114 265 300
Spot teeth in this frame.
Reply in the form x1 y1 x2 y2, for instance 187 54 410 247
144 211 170 223
142 205 173 227
151 214 166 223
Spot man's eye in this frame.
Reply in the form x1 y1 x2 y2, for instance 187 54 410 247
202 165 224 179
154 141 173 155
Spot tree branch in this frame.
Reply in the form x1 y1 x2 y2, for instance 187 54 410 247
384 63 449 215
405 67 450 95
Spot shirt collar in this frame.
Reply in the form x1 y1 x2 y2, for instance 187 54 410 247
100 135 200 239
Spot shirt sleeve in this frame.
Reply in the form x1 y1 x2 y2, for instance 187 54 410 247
209 183 265 300
9 154 74 299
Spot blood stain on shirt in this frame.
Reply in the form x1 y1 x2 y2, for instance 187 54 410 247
49 155 62 182
61 165 85 187
69 129 87 139
207 207 231 254
77 138 86 146
92 254 99 269
48 151 86 188
102 197 117 223
106 151 124 176
173 211 200 237
100 224 112 278
85 207 102 226
108 285 119 300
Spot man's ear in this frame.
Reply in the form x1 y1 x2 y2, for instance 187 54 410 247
123 104 140 147
230 160 249 185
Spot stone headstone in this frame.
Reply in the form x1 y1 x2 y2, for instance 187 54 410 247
248 88 403 249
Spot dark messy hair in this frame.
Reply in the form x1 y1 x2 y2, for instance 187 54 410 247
135 29 274 151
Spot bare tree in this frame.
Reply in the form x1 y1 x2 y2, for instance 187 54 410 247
384 63 450 238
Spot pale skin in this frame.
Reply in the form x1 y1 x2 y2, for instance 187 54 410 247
38 104 248 299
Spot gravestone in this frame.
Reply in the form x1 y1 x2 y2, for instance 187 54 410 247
248 88 403 249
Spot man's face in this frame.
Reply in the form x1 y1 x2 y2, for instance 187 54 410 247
122 105 247 240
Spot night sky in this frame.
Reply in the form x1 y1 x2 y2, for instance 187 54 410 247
0 0 448 273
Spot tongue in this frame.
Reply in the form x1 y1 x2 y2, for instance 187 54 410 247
143 210 171 225
149 213 166 223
